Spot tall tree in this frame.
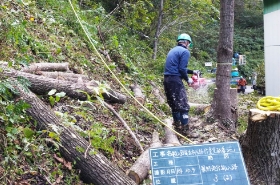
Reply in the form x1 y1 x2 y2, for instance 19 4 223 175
214 0 235 127
152 0 164 60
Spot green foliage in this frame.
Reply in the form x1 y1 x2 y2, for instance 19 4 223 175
48 89 66 107
0 0 265 183
256 62 265 87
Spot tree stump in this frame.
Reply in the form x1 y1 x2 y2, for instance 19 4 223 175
240 109 280 185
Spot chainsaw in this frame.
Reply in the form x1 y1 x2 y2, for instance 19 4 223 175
188 70 207 90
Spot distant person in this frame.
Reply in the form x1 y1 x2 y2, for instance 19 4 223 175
163 33 198 138
252 78 256 90
238 76 247 94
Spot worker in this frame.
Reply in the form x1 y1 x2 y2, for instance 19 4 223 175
238 76 247 94
163 33 198 138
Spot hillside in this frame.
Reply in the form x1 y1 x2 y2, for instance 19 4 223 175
0 0 264 184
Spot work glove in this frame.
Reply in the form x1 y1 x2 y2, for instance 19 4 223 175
188 78 193 85
193 70 199 75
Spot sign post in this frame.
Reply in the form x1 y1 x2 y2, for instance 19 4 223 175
149 141 250 185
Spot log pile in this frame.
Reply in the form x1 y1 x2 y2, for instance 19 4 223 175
15 83 137 185
2 63 126 104
1 62 212 184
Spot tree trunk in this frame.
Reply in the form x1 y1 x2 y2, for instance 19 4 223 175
3 69 126 104
240 109 280 185
215 0 235 128
36 71 90 82
129 84 145 105
152 0 164 60
150 81 165 104
189 103 211 115
21 62 70 73
164 118 181 146
211 88 238 129
127 131 162 184
15 83 137 185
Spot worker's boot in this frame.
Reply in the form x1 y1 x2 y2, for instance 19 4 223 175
172 121 181 130
182 124 199 138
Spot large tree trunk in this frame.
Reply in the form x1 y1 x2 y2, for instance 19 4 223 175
15 83 137 185
240 109 280 185
2 69 126 104
214 0 235 128
211 88 238 129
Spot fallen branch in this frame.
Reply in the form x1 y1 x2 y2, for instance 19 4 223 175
103 102 144 152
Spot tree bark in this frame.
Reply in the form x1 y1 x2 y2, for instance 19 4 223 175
215 0 235 128
164 118 181 146
240 109 280 185
35 71 90 82
129 84 145 105
152 0 164 60
21 62 70 73
127 131 162 184
211 88 238 130
15 83 137 185
2 69 126 104
150 81 165 104
189 103 211 115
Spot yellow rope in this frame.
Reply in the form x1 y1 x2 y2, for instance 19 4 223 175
257 96 280 111
68 0 193 143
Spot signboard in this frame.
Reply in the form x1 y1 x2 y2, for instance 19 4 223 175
149 141 250 185
205 62 212 67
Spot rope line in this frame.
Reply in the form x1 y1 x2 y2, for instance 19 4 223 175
68 0 193 143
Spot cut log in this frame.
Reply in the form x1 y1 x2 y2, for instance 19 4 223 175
21 62 70 73
240 109 280 185
35 71 90 82
189 103 211 115
150 81 165 104
3 69 126 104
164 118 181 146
15 83 137 185
129 84 145 105
127 131 162 184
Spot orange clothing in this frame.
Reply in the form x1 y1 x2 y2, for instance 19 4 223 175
238 78 247 86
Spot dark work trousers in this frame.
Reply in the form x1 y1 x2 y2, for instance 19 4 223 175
163 75 190 125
